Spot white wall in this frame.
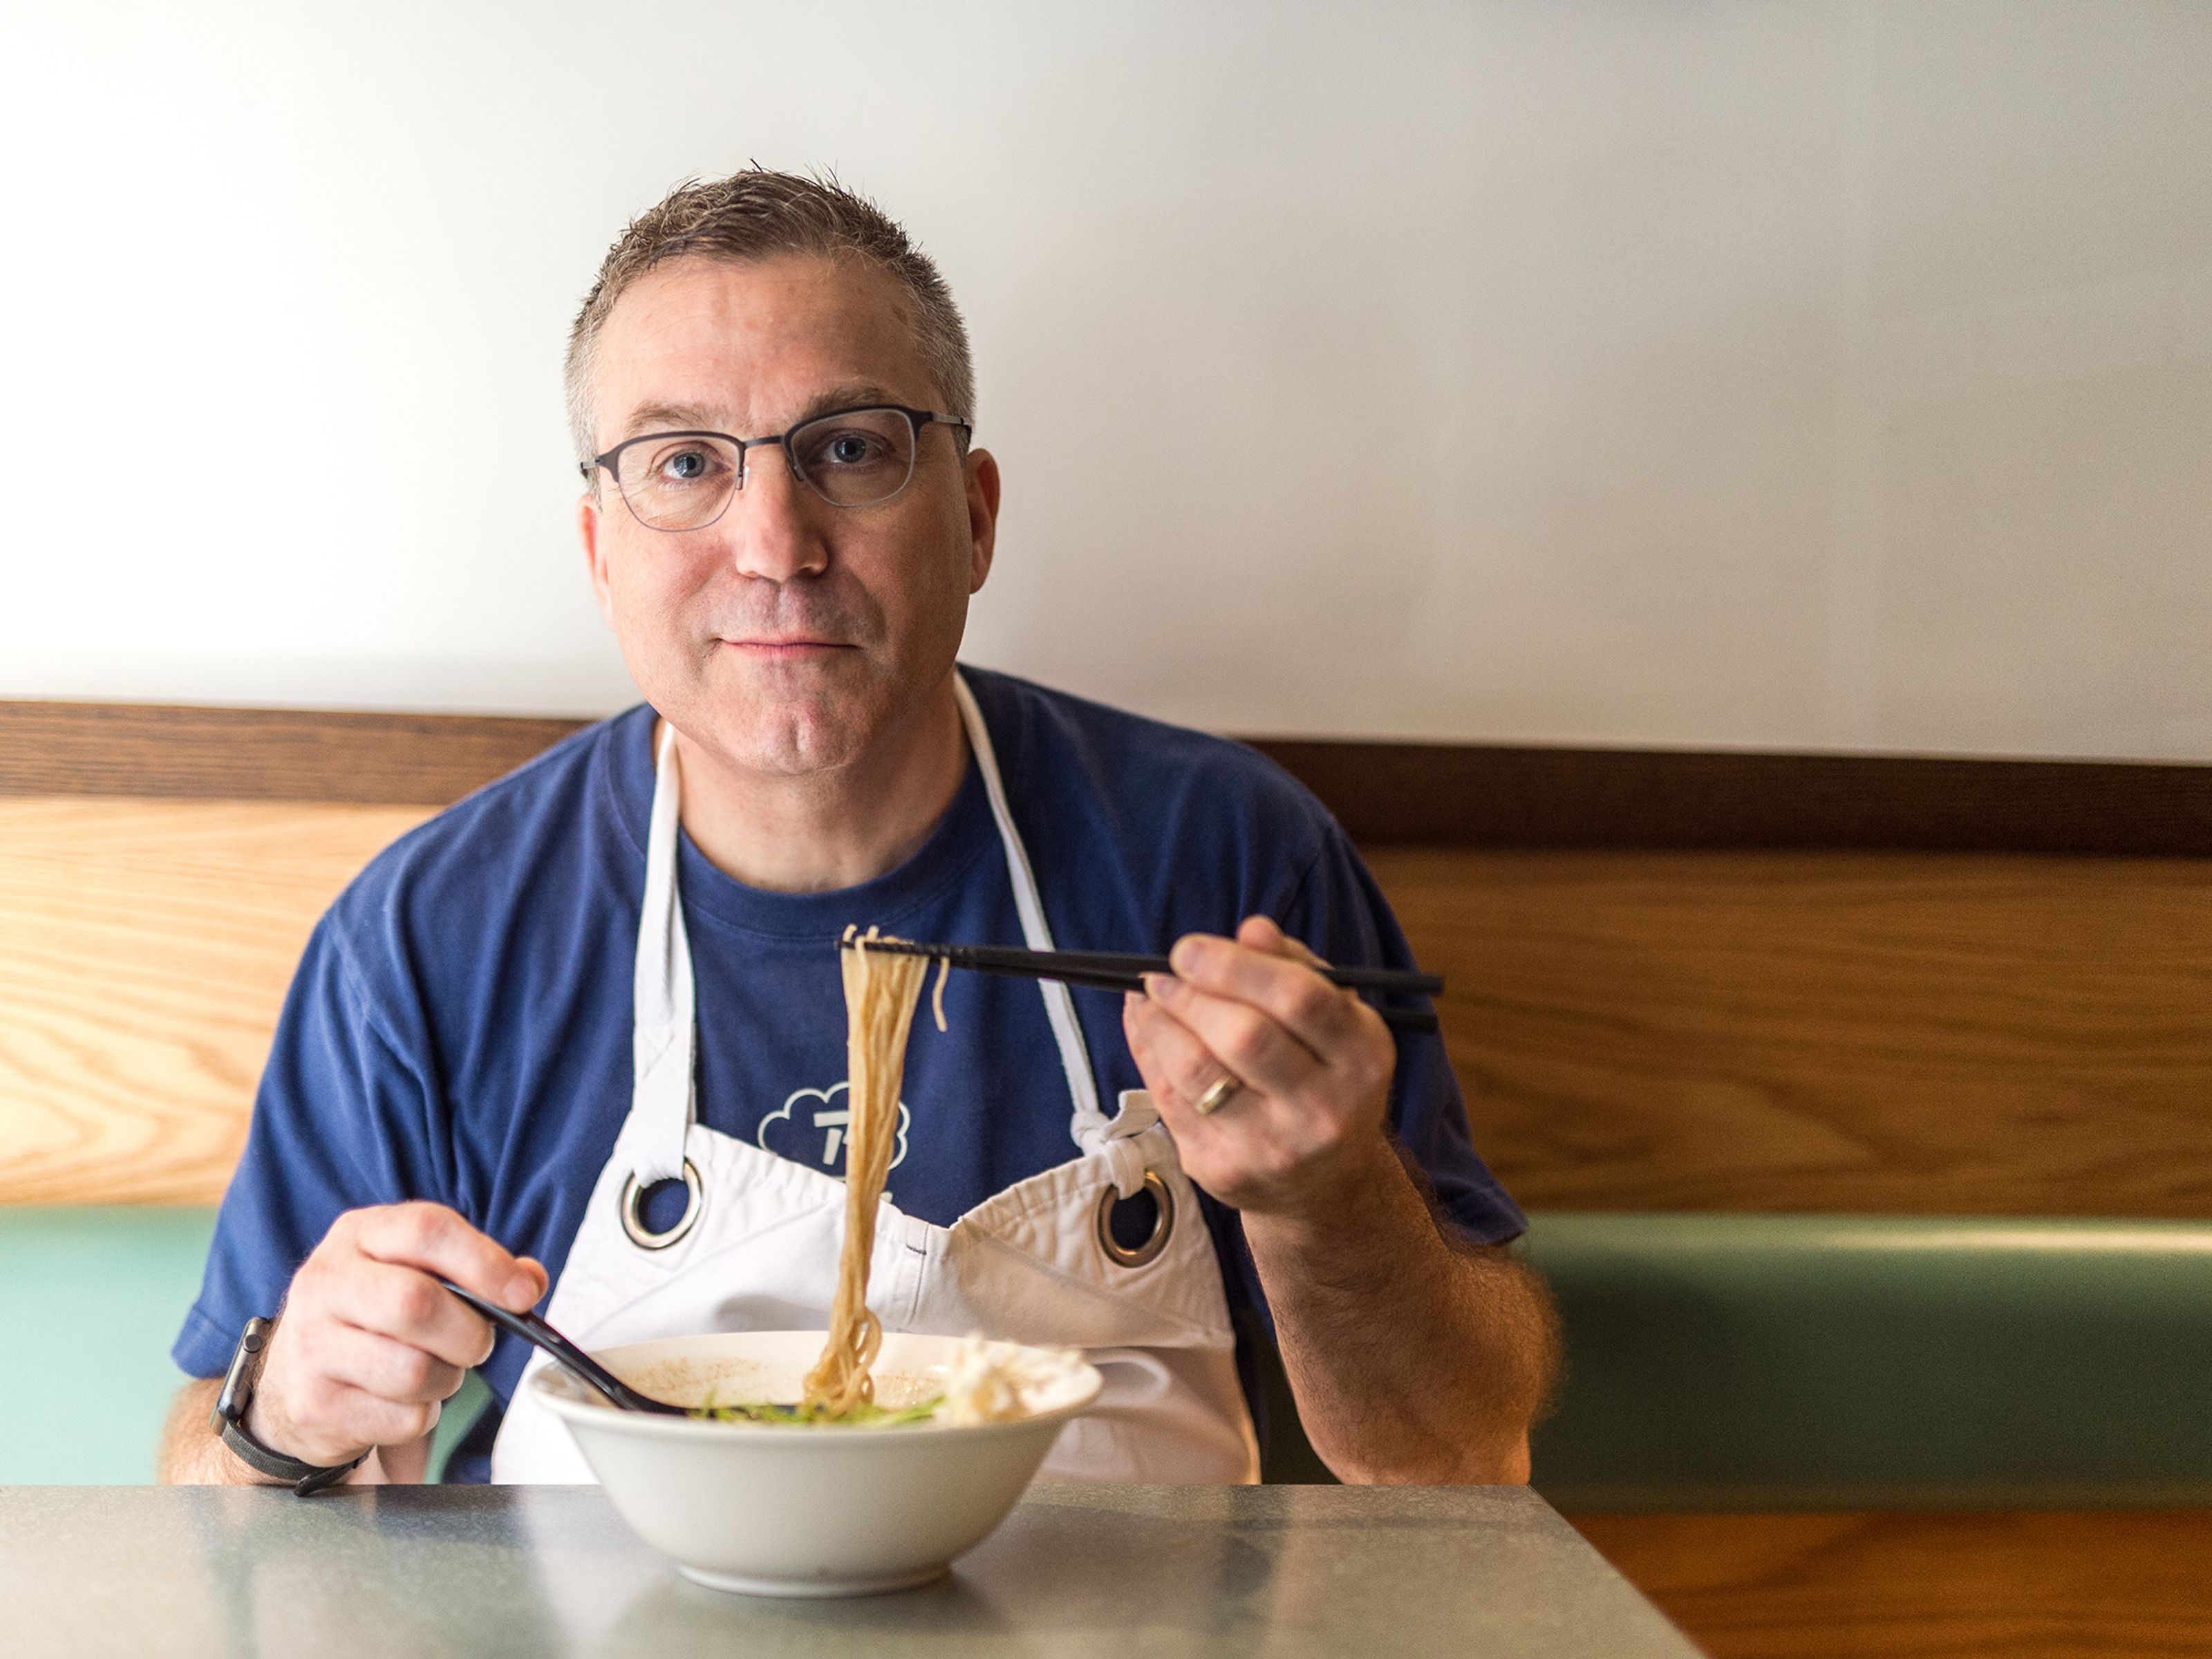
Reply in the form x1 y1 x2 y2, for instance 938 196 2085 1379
3 1 2208 760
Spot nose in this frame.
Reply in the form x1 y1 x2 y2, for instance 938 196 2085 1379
721 443 830 581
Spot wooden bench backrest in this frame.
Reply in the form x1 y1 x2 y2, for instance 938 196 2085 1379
3 701 2208 1213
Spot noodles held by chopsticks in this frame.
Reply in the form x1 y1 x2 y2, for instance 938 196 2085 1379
803 926 939 1415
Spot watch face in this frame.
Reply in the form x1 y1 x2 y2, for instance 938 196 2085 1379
215 1318 270 1425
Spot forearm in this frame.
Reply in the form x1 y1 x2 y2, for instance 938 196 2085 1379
160 1380 258 1484
157 1379 410 1487
1243 1138 1559 1484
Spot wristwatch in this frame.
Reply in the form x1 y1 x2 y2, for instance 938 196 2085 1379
210 1317 366 1495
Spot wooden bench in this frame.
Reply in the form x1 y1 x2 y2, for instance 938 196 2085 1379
4 699 2209 1656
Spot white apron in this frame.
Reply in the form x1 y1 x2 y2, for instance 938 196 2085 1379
491 675 1259 1483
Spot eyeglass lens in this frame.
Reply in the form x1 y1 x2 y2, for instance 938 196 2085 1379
611 407 922 529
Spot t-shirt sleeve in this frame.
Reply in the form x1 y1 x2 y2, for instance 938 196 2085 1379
171 912 448 1378
1275 822 1527 1246
1207 816 1529 1344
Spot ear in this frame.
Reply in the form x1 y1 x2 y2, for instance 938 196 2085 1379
964 447 1000 594
579 489 617 627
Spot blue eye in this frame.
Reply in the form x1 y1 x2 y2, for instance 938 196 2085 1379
787 411 917 506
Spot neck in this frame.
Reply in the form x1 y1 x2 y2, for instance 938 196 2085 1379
665 679 971 894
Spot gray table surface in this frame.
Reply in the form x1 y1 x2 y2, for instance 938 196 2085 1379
0 1483 1698 1658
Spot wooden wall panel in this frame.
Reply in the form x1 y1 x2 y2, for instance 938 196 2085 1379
1259 738 2212 856
1568 1510 2212 1659
1371 849 2212 1218
0 798 429 1203
6 809 2211 1211
8 697 2209 855
0 702 585 807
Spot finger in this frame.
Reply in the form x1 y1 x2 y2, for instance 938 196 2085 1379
1143 972 1327 1104
1125 989 1237 1113
1168 934 1365 1058
325 1257 502 1369
254 1347 448 1462
1141 968 1327 1097
352 1202 545 1311
309 1379 444 1452
312 1320 469 1406
1237 914 1327 969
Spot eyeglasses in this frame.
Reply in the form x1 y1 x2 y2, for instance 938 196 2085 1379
583 403 973 531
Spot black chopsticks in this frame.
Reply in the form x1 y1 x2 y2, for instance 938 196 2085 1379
439 1279 688 1416
841 938 1444 1034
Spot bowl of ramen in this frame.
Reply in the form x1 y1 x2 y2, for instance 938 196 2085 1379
533 929 1098 1595
529 1328 1101 1596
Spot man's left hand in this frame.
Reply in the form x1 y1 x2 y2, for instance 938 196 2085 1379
1121 915 1400 1216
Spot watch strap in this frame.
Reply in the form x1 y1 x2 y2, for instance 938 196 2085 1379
211 1315 367 1496
216 1414 366 1495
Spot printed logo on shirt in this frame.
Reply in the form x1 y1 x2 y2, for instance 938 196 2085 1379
756 1082 911 1180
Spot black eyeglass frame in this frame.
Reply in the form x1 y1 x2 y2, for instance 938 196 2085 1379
581 402 974 529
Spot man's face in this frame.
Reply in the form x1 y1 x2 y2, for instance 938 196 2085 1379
580 254 997 776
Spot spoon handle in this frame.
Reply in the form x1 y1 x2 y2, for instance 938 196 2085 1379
437 1279 687 1416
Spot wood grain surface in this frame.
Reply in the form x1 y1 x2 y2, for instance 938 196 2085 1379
7 697 2208 854
5 807 2209 1210
1260 738 2212 854
1373 848 2212 1218
0 702 588 807
0 797 429 1203
1569 1510 2212 1658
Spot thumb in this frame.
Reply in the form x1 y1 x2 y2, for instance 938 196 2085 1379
513 1256 550 1306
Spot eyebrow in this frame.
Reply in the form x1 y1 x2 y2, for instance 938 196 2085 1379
619 400 726 437
614 384 911 446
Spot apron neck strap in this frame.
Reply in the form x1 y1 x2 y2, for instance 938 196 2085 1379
626 678 1111 1188
953 672 1107 1147
628 718 697 1185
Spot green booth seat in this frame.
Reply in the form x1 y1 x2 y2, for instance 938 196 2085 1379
0 1208 482 1485
1521 1212 2212 1512
2 1208 221 1485
8 1207 2211 1507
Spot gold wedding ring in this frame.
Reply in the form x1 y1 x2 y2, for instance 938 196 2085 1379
1193 1074 1242 1117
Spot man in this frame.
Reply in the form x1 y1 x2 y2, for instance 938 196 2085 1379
160 171 1557 1489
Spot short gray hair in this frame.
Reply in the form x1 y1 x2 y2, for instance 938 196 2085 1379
565 169 975 467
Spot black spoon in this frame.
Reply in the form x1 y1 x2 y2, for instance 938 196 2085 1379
438 1279 689 1416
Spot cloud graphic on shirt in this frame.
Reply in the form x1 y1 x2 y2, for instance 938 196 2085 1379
756 1082 911 1179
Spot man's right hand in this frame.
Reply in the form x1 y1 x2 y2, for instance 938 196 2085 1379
243 1203 548 1470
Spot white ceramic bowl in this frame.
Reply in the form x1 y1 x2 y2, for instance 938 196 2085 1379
529 1330 1101 1597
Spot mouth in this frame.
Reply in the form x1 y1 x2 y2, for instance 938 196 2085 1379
719 638 855 661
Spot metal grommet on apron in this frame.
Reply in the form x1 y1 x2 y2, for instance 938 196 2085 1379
1096 1168 1174 1268
619 1158 702 1250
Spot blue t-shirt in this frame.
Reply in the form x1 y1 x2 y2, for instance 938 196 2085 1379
175 667 1524 1479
